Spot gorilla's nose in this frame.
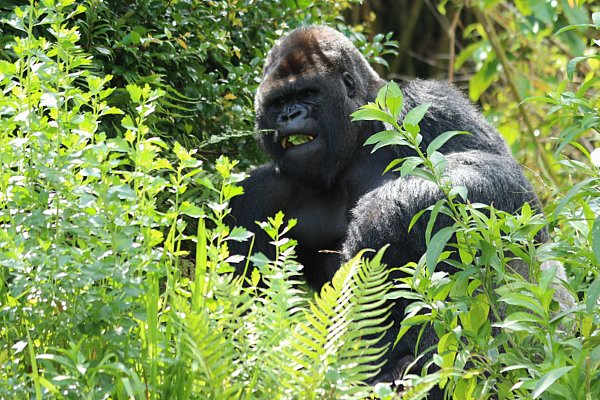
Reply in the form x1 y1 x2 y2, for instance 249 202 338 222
278 103 308 124
277 106 311 136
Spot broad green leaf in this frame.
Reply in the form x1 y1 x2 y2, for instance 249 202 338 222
364 130 398 146
469 60 498 101
450 270 470 297
103 107 124 115
426 226 455 274
499 293 544 317
227 226 253 242
453 377 476 400
403 123 421 136
399 156 424 177
126 83 143 103
375 84 387 109
493 320 537 334
0 60 16 76
410 166 437 183
467 296 489 333
425 199 446 244
383 158 403 174
501 311 543 325
532 366 574 399
351 106 393 124
402 102 431 127
426 131 468 156
364 130 409 152
122 31 142 45
385 81 404 119
437 331 458 368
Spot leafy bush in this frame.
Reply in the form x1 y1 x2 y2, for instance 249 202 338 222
0 2 397 399
351 65 598 398
443 0 599 192
0 0 397 167
1 1 598 399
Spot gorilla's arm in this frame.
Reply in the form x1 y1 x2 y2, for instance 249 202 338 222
342 150 539 381
228 164 296 269
342 151 537 263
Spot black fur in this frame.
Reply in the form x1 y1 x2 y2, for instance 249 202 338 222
228 26 542 395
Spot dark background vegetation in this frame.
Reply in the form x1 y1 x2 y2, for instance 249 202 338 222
0 0 598 399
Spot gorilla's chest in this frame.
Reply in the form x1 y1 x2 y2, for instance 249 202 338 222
286 190 349 252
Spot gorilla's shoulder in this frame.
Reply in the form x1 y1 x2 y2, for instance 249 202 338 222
402 79 474 114
401 79 508 154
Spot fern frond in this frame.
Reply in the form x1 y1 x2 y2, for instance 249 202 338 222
281 247 393 399
167 286 244 400
232 244 308 398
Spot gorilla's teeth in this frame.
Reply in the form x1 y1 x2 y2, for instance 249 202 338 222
281 137 290 149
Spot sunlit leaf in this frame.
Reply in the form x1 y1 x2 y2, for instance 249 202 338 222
426 131 469 156
426 226 455 274
532 367 574 398
402 103 431 128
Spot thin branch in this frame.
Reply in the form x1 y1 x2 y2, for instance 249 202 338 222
472 6 559 187
447 7 463 83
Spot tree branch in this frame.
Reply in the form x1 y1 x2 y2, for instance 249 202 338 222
472 6 559 187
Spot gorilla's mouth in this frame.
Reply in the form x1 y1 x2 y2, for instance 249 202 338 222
280 134 316 149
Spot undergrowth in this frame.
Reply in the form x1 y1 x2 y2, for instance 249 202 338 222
0 1 598 400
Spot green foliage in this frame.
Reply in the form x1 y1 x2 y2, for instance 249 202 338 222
1 1 599 399
74 0 353 163
353 70 599 398
0 2 398 398
442 0 599 192
0 0 397 168
280 247 392 399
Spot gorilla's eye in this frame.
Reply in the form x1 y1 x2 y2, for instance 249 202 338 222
268 98 286 114
302 89 318 98
342 72 356 96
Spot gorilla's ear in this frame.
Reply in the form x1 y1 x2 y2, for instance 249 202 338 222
342 71 356 98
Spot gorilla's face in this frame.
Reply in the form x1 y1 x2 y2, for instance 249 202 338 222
257 73 357 191
255 26 384 192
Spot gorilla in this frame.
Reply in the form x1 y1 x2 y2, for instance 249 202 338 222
227 25 562 392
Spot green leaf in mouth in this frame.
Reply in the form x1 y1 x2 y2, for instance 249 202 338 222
283 134 315 148
289 134 314 145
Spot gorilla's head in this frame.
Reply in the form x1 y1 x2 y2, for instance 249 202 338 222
255 26 385 191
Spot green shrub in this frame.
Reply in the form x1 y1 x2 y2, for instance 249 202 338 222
352 72 598 398
1 1 598 399
0 2 397 398
0 0 397 168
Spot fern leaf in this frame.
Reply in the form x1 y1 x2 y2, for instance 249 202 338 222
281 248 394 399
